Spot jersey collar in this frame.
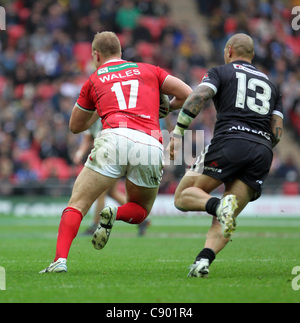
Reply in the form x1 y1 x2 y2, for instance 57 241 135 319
103 59 126 65
232 60 256 69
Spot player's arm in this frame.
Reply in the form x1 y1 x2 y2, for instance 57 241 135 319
73 133 94 165
173 85 215 137
270 114 283 148
69 106 100 134
167 85 215 160
160 75 193 111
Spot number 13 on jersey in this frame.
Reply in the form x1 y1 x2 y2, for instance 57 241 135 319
235 72 271 115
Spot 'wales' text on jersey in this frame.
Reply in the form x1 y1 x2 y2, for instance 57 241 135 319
99 69 141 83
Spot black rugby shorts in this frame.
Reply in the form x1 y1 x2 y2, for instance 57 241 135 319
191 138 273 201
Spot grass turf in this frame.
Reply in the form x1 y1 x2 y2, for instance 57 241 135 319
0 215 299 303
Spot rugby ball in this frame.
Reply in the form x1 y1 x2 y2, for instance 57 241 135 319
159 93 170 119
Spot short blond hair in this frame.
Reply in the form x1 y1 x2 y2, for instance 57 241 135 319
92 31 122 58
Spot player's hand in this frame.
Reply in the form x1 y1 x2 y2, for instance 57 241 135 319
73 150 85 165
167 136 182 161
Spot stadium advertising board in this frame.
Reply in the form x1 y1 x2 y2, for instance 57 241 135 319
0 195 300 218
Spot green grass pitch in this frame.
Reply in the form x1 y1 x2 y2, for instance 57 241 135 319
0 215 299 303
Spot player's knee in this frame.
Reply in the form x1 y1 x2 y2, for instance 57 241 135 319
67 201 89 218
174 194 188 212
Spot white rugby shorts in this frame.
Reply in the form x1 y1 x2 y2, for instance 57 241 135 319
85 128 164 188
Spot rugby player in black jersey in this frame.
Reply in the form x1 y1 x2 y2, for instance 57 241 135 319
167 33 283 278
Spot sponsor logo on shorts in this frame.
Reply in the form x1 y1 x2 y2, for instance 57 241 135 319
204 166 222 173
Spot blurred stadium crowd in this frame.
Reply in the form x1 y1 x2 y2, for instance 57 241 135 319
0 0 300 196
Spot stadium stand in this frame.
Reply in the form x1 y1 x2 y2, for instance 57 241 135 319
0 0 299 196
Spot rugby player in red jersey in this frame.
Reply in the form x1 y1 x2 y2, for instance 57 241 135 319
40 31 192 273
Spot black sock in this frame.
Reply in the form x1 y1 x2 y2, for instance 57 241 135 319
205 197 220 217
196 248 216 265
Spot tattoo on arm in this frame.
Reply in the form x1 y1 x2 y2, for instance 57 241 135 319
274 127 282 139
272 126 282 147
271 116 283 148
182 86 215 116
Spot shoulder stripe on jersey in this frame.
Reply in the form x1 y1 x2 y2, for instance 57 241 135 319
76 102 95 114
272 110 284 119
160 74 170 88
198 82 218 94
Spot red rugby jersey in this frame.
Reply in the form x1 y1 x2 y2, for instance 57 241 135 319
76 59 169 141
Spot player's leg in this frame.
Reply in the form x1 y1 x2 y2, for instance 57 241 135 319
188 140 271 277
84 182 126 236
119 178 159 220
108 180 151 236
82 192 106 235
174 170 240 238
174 171 223 212
92 179 159 250
92 134 163 250
56 167 117 258
41 131 124 272
116 135 162 224
204 179 256 251
108 181 126 205
119 179 158 235
189 179 255 278
204 184 253 255
40 167 117 273
173 171 223 278
58 167 117 255
68 167 117 216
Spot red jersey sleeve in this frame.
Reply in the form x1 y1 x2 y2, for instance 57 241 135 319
76 79 96 113
150 65 169 88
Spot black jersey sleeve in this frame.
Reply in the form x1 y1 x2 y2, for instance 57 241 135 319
273 92 284 119
199 67 220 95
